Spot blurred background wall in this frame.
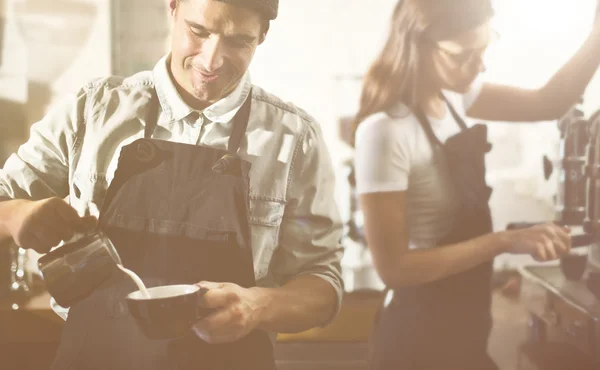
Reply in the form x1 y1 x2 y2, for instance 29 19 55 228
1 0 599 270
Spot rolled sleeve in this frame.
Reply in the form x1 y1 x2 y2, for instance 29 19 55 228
271 119 344 324
0 89 85 200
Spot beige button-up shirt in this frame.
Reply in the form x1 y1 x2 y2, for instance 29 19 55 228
0 55 344 314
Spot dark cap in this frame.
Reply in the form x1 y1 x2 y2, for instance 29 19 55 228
215 0 278 20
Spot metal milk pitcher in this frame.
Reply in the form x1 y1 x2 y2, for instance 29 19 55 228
38 231 122 308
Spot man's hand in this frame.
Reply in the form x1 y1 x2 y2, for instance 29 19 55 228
3 198 97 253
192 281 269 344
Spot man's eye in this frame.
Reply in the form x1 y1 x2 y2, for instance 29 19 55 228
191 29 210 38
228 39 249 48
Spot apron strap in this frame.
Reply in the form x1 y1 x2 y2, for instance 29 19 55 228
143 88 253 156
100 88 252 225
443 95 468 131
414 109 444 148
228 89 252 154
414 94 468 147
144 92 161 139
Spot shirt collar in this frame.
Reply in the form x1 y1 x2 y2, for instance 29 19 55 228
152 54 252 125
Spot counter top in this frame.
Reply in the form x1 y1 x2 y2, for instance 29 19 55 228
0 289 385 344
278 290 383 342
519 264 600 363
0 291 63 344
520 264 600 318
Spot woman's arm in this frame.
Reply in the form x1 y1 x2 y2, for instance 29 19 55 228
467 21 600 122
360 191 571 287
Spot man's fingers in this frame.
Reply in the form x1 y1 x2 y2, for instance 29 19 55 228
31 220 64 249
197 286 238 309
48 208 76 241
194 309 232 336
78 216 98 232
23 232 53 253
51 200 97 236
52 199 82 228
196 281 225 290
193 309 242 344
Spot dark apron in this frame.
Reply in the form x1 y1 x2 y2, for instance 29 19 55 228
370 99 499 370
51 90 276 370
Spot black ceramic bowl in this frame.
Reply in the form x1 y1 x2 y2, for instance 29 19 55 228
126 285 212 340
560 254 588 281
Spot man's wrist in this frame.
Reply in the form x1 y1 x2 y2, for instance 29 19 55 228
249 286 276 330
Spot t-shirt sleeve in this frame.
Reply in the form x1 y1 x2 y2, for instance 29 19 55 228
354 114 412 195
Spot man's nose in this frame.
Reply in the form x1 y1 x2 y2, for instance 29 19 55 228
200 36 225 73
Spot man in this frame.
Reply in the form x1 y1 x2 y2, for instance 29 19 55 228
0 0 343 369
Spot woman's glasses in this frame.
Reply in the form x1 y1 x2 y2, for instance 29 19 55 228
433 29 500 67
437 45 489 65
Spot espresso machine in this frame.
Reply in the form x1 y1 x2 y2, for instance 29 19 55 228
514 103 600 370
585 109 600 272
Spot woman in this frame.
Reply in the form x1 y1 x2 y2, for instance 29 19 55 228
353 0 600 369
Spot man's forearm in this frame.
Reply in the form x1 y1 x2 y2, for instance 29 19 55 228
253 274 338 334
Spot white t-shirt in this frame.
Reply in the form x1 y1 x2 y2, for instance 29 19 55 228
354 81 484 249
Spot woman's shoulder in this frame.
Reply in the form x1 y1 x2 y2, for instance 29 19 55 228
354 109 422 172
356 106 420 140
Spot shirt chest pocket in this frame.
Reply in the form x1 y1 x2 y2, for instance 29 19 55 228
248 197 285 278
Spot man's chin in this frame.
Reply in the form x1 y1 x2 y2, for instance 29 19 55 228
191 87 221 104
190 77 240 105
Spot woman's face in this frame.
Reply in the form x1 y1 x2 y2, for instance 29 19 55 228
426 21 494 94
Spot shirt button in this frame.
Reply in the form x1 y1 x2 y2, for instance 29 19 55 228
197 114 206 126
185 112 201 126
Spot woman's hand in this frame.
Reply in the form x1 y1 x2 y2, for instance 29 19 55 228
500 222 571 262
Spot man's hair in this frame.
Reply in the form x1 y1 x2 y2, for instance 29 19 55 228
176 0 270 35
